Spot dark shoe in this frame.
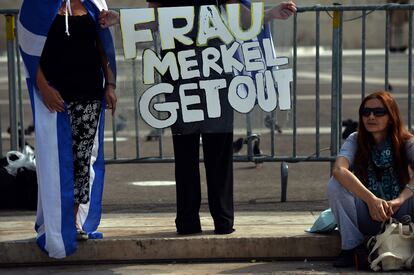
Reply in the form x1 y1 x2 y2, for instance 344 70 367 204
177 228 202 235
354 245 370 270
214 228 235 235
398 46 407 52
389 47 398 52
175 218 202 235
333 249 354 268
76 229 88 241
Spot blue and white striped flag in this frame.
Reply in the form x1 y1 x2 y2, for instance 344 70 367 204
18 0 116 259
220 0 278 101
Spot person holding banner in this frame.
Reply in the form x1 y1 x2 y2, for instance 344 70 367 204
18 0 116 258
99 0 296 235
387 0 409 52
327 91 414 267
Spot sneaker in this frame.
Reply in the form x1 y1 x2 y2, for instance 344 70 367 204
333 249 354 268
76 229 89 241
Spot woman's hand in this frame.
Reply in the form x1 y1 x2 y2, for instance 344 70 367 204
99 10 120 28
268 1 297 20
105 85 117 115
36 67 65 112
367 197 391 222
387 197 402 217
38 83 65 113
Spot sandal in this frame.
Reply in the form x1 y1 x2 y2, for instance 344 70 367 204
76 229 89 241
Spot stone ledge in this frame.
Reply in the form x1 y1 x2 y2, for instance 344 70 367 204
0 233 340 265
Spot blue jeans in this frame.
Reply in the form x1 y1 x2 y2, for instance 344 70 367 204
327 177 414 250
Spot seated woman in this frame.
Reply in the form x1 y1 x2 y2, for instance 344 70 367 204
327 91 414 267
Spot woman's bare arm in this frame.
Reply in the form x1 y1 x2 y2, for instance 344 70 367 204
332 156 391 221
96 37 117 115
36 67 65 112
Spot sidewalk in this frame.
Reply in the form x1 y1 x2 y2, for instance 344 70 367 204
0 210 340 266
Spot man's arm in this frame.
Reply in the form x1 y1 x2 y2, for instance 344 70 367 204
99 2 162 29
100 1 296 29
226 0 296 25
99 9 120 28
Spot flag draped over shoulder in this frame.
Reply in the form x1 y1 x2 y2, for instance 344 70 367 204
239 0 274 46
18 0 116 259
221 0 278 100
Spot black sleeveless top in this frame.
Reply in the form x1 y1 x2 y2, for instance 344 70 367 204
40 14 104 102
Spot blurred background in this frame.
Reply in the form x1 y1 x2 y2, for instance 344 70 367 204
0 0 412 210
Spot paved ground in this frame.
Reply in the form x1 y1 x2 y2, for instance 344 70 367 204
0 261 357 275
0 209 345 273
0 209 349 275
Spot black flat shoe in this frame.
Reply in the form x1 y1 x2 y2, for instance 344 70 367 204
177 228 202 235
333 249 354 268
214 228 235 235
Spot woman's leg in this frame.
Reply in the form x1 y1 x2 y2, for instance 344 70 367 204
393 196 414 220
74 203 80 229
355 198 382 236
327 177 365 250
356 195 414 236
67 100 101 230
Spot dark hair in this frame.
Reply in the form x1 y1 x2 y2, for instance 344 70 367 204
354 91 413 188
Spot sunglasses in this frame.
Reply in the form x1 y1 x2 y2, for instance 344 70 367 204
360 107 388 117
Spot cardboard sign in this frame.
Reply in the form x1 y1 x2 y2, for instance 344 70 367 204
120 3 293 129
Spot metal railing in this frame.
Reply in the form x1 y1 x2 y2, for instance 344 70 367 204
1 3 413 201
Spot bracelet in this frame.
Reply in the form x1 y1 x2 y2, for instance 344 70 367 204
105 82 116 89
405 184 414 194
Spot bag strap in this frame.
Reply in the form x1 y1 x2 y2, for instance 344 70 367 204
370 251 404 271
367 235 376 250
368 222 398 263
405 254 414 270
399 214 412 224
398 222 414 238
369 220 414 270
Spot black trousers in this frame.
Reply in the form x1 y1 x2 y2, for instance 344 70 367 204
173 132 234 233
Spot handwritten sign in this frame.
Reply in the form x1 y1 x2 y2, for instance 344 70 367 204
120 3 292 129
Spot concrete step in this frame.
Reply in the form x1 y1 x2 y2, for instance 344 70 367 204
0 211 340 265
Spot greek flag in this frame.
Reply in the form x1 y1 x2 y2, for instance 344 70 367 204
221 0 279 102
18 0 116 259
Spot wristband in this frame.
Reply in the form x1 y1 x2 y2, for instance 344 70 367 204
105 82 116 89
405 184 414 193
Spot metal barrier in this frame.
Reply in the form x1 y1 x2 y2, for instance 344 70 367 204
1 4 413 201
